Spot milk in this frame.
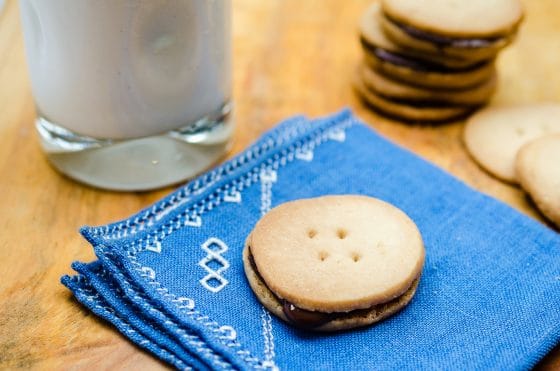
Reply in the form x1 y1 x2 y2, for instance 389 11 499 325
20 0 232 140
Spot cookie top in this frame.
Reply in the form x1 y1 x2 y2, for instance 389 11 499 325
463 103 560 183
381 0 524 38
247 195 425 312
360 2 474 68
516 135 560 228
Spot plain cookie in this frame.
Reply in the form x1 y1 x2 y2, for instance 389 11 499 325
516 135 560 228
243 195 425 331
381 0 524 37
463 103 560 183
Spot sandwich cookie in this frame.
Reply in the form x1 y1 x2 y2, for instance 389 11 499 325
516 135 560 228
380 0 524 61
360 2 482 71
354 73 472 123
362 51 496 90
360 64 496 106
463 103 560 183
243 195 425 332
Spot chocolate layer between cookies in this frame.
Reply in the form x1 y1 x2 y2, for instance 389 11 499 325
360 36 488 73
382 13 503 49
247 247 419 330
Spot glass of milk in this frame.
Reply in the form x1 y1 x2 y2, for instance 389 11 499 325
19 0 233 191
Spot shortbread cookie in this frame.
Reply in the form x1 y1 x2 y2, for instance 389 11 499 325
382 0 524 37
360 64 496 106
463 103 560 183
360 2 477 70
354 75 472 122
380 0 523 61
515 135 560 228
243 195 425 331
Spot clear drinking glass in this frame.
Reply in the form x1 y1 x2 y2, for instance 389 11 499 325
19 0 233 191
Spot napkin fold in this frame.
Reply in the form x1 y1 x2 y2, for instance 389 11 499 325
62 109 560 370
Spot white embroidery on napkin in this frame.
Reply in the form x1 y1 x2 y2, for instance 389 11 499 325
184 215 202 227
198 237 230 293
295 148 314 162
115 117 355 369
327 128 346 142
140 266 156 279
259 166 278 369
219 325 237 341
173 296 196 310
224 190 242 203
145 241 162 253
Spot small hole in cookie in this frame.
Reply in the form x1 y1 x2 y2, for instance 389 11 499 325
376 242 386 254
337 229 347 239
515 127 525 136
351 252 361 262
319 251 329 261
308 229 317 238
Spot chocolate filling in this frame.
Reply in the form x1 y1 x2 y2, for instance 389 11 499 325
379 95 467 108
384 13 502 48
360 37 486 73
282 301 336 329
248 248 410 329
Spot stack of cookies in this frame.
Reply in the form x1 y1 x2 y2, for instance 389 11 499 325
355 0 524 122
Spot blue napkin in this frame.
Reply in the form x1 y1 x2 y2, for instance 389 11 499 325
62 109 560 370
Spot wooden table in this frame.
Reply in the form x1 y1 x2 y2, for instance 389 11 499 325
1 0 558 369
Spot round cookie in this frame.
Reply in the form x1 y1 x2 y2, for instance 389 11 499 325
515 135 560 228
379 13 514 62
381 0 524 37
354 74 472 123
463 103 560 183
360 2 478 69
360 64 496 106
243 195 425 331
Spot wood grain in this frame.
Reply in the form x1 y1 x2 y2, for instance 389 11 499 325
0 0 558 369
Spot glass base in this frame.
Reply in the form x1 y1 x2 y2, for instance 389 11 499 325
36 103 234 191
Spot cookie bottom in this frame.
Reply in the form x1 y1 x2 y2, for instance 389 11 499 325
243 246 420 332
353 74 473 123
